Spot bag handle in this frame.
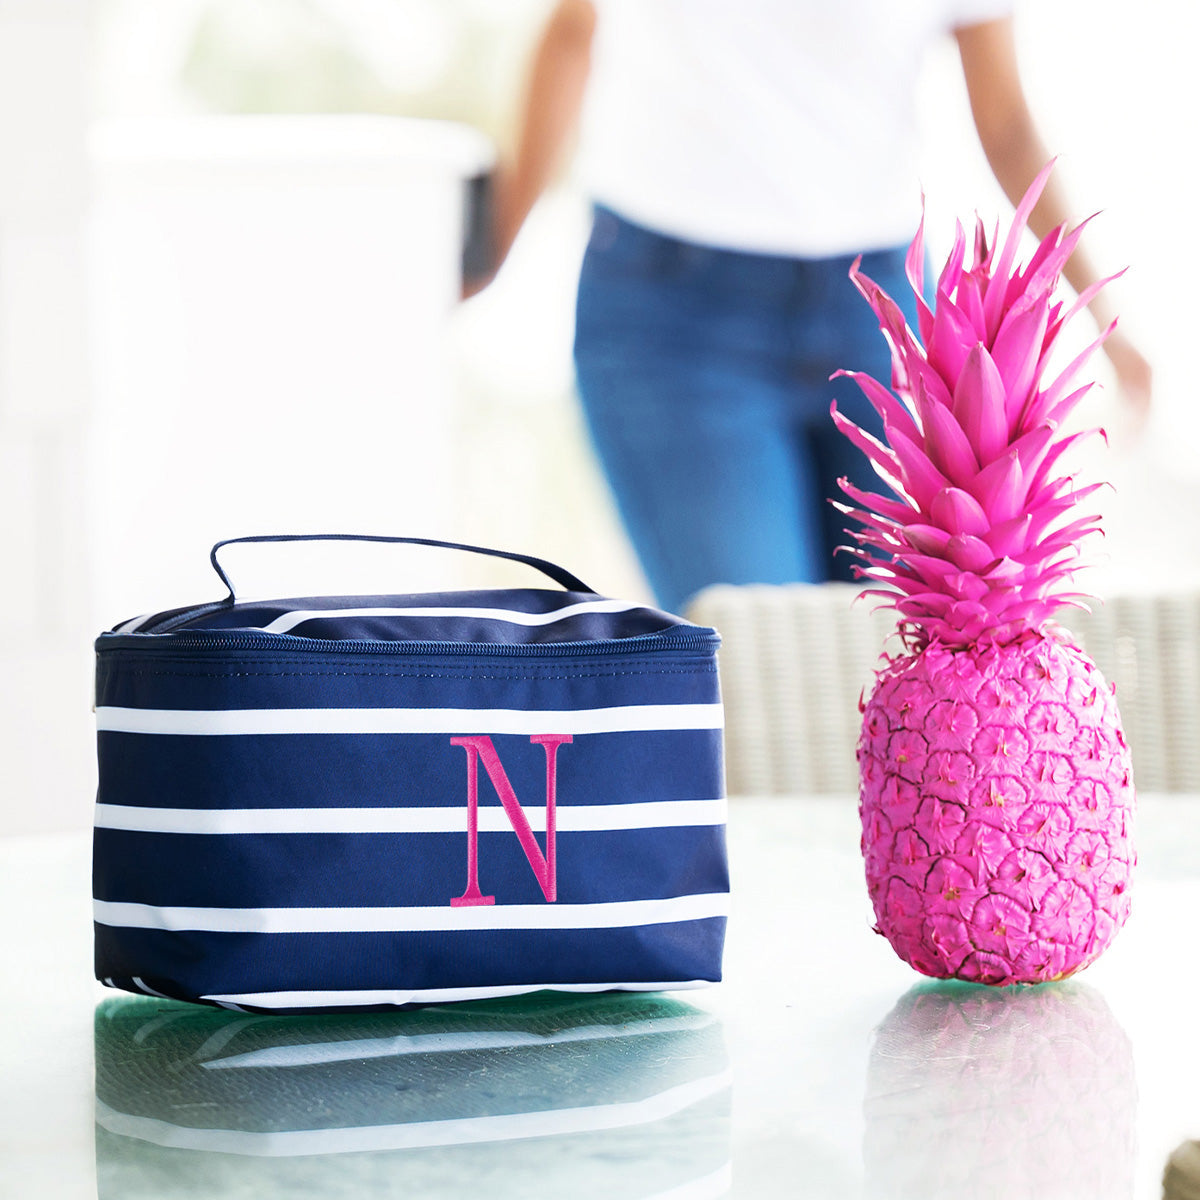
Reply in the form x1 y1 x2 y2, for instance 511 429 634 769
210 534 596 602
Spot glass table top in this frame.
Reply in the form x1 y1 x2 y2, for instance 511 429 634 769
4 796 1200 1199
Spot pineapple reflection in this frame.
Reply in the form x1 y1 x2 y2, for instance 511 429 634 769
95 992 731 1200
864 979 1135 1200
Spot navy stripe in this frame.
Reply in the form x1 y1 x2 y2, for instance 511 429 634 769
139 588 687 640
92 825 728 908
96 730 722 811
94 919 727 1000
201 591 617 618
196 596 683 644
94 649 719 712
276 612 659 642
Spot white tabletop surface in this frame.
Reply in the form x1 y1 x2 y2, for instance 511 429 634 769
3 795 1199 1200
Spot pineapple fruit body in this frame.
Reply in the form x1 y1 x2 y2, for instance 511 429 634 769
859 628 1134 984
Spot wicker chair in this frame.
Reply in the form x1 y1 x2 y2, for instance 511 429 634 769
687 583 1200 795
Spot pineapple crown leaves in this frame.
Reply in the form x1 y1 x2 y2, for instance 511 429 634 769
832 161 1122 650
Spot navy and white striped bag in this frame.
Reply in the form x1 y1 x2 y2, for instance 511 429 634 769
93 536 728 1013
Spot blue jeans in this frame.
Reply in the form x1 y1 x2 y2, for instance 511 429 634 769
573 206 920 615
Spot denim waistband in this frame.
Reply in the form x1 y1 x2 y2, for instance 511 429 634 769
587 204 911 294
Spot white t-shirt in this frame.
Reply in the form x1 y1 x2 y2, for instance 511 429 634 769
578 0 1013 257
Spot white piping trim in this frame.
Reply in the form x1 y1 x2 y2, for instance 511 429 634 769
114 612 156 634
93 1069 733 1156
130 976 172 1000
260 599 648 635
94 798 727 835
202 980 714 1009
95 703 724 737
93 893 730 934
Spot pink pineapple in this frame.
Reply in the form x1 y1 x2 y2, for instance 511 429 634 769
835 162 1135 985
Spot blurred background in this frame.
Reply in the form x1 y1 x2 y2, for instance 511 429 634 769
2 0 1195 833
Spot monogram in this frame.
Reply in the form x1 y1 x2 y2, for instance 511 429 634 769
450 734 572 907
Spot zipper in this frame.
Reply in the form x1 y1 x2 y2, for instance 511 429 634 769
96 626 720 658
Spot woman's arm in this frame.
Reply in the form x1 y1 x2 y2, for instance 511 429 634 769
956 16 1151 417
465 0 597 296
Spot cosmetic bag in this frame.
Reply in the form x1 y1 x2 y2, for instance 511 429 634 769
93 535 728 1014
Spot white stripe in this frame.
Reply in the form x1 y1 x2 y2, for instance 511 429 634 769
95 703 724 736
202 1012 716 1069
93 1069 733 1156
93 892 729 934
114 612 155 634
202 980 714 1009
130 976 172 1000
95 798 727 835
261 598 647 635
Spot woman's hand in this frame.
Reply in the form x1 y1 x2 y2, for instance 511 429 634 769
958 15 1153 430
461 1 595 300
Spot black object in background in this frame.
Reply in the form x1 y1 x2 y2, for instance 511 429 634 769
461 168 497 288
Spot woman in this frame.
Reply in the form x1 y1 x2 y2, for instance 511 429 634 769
474 1 1151 615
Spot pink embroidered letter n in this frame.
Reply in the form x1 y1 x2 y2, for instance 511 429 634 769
450 734 572 907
